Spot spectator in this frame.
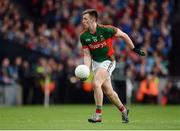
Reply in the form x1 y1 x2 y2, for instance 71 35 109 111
136 73 159 104
0 58 13 85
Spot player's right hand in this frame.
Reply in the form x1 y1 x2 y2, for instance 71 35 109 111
80 77 88 81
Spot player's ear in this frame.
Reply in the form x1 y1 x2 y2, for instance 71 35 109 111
90 16 96 23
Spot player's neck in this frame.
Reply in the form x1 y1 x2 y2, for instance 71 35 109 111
89 23 97 34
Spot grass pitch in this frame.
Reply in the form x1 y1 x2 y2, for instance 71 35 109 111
0 104 180 130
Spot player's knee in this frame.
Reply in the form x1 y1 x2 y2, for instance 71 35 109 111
92 80 101 89
104 90 114 98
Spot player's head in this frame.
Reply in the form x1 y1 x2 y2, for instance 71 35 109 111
82 9 98 29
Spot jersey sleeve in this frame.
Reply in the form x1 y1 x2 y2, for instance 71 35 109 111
80 35 88 49
106 26 117 37
100 25 117 38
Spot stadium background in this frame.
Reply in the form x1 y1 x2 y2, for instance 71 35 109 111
0 0 180 130
0 0 180 105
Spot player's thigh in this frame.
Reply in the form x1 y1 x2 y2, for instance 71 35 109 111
102 78 114 95
92 68 109 87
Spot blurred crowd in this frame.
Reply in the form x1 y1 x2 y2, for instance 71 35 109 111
0 56 67 104
0 0 174 104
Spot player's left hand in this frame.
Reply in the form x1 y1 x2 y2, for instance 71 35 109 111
132 48 146 56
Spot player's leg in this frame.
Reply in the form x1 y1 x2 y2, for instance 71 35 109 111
102 78 124 109
88 68 108 123
102 78 129 123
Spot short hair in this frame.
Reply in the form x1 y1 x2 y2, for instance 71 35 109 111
82 9 98 21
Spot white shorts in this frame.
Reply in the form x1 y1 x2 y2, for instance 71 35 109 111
92 60 116 76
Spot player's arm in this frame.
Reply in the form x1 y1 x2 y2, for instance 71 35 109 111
114 28 145 56
83 48 92 69
80 34 92 68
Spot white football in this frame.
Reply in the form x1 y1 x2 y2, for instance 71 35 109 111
75 65 90 79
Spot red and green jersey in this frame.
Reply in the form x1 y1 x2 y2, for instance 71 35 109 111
80 24 117 62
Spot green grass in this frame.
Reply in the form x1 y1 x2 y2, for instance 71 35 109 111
0 104 180 130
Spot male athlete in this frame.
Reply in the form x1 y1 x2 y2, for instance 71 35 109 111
80 9 145 123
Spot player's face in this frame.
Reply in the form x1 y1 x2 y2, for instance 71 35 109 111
82 14 92 29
